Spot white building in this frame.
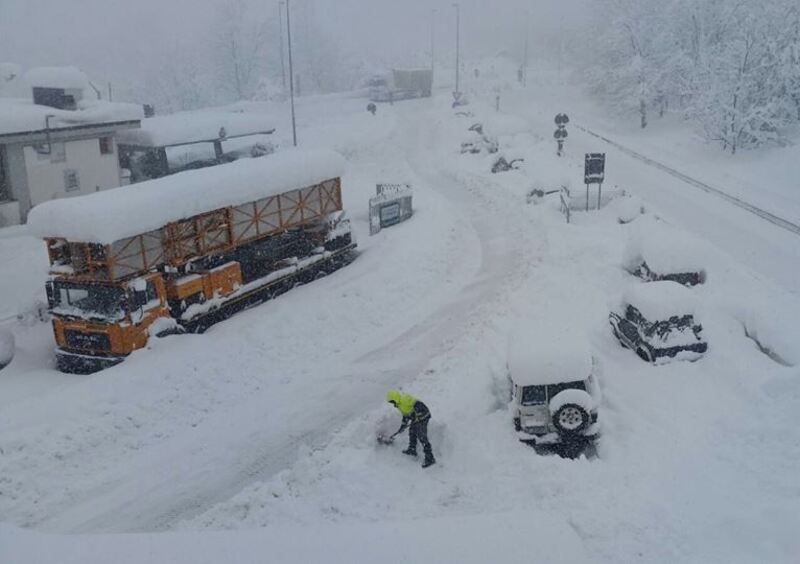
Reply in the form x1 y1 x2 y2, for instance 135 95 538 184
0 67 142 226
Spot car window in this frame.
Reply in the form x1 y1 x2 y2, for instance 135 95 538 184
547 381 586 399
521 385 547 405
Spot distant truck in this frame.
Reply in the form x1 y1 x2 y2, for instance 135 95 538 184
368 69 433 102
28 150 356 373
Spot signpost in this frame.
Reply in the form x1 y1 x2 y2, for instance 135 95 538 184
370 183 414 235
554 113 569 156
584 153 606 211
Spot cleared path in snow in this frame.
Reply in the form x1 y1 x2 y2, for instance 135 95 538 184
26 98 538 534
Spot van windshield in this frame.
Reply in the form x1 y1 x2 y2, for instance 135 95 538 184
521 385 547 405
521 381 587 405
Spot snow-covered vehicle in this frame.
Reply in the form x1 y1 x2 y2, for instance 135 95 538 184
623 216 707 286
609 281 708 363
367 69 433 102
28 149 356 373
508 333 600 445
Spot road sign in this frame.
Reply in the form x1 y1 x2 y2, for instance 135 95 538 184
554 128 568 140
555 113 570 126
584 153 606 184
370 184 414 235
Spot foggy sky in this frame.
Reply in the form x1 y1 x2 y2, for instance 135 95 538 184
0 0 588 100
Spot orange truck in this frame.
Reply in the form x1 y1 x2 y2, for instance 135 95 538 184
28 150 355 373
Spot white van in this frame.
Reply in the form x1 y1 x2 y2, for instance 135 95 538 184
508 332 600 444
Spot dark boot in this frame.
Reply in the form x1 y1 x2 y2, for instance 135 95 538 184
402 448 417 457
422 454 436 468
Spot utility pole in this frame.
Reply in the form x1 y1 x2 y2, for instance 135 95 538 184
286 0 297 146
278 1 287 92
522 11 529 87
453 3 460 95
431 9 437 74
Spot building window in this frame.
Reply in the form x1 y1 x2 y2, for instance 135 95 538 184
35 142 66 163
99 137 114 155
64 169 80 192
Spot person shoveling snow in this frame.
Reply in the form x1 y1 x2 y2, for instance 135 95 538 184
379 390 436 468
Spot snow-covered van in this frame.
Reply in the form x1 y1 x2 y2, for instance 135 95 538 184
508 331 600 444
609 281 707 363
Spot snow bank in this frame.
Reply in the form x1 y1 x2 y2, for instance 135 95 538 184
116 111 276 147
27 148 345 243
622 280 698 320
0 329 14 368
0 511 587 564
623 215 709 276
508 322 592 386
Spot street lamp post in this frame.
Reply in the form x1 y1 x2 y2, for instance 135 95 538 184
453 3 460 95
286 0 297 146
522 11 529 87
278 1 287 92
431 9 437 74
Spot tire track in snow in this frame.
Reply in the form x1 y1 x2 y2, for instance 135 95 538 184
575 125 800 236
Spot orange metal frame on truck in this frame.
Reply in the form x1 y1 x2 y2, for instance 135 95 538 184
45 178 343 281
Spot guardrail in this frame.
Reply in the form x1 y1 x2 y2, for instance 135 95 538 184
575 125 800 237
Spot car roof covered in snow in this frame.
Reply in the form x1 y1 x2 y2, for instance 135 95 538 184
623 215 708 274
115 111 276 148
508 323 593 386
622 280 698 320
27 148 345 244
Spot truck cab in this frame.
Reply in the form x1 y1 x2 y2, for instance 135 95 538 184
47 273 171 372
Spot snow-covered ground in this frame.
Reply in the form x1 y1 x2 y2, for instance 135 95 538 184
2 62 799 563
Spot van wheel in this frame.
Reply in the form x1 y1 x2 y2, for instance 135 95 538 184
513 417 521 432
552 404 589 435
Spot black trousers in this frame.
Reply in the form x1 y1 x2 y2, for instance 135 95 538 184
408 418 433 458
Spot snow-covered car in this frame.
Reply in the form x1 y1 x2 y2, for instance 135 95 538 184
609 281 708 363
623 216 707 286
508 333 600 445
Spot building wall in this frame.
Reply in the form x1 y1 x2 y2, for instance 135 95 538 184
23 136 120 211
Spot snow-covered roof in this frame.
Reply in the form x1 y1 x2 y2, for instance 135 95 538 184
622 281 698 320
0 97 143 137
24 66 90 90
508 324 593 386
116 111 275 148
623 216 707 274
27 148 345 244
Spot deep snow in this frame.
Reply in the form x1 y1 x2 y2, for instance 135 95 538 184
1 62 799 563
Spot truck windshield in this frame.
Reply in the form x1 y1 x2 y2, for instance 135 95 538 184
51 282 127 321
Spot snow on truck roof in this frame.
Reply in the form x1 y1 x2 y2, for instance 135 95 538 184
508 324 592 387
27 149 345 244
622 280 698 320
115 111 276 148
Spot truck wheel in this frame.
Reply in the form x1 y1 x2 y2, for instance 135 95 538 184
514 416 521 432
552 404 590 435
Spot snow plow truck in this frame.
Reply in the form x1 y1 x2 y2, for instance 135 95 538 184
28 149 355 373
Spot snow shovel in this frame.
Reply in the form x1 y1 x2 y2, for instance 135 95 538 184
376 431 400 445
